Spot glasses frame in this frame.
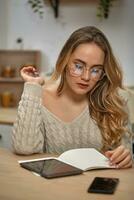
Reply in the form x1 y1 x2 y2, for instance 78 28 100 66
68 63 105 81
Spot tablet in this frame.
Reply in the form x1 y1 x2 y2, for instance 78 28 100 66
20 158 83 179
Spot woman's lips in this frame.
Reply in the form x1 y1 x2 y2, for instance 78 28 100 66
77 83 89 89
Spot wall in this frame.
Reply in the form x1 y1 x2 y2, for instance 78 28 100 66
0 0 134 86
0 0 8 48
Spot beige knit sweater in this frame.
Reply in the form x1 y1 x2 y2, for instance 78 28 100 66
12 83 132 155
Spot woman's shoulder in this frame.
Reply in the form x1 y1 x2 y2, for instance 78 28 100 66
41 80 62 112
42 80 60 108
43 80 58 97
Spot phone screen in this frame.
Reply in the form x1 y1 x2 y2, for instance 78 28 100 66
20 159 83 179
87 177 119 194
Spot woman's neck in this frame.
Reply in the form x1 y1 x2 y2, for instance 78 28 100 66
58 82 88 106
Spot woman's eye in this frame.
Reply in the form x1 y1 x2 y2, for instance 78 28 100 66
75 63 83 70
91 68 101 73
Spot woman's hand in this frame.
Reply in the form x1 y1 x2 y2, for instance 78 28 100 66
104 145 133 169
20 66 45 85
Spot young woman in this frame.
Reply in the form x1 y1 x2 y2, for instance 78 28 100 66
12 26 132 169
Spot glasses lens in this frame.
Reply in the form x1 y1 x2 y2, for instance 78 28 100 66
69 64 104 80
90 68 104 80
69 63 83 76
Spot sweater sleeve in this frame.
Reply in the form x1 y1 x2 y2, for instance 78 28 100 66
118 89 133 154
121 123 133 154
12 82 46 155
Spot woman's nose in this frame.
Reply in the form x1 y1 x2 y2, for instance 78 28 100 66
81 69 90 81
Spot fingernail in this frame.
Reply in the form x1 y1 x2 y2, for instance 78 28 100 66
109 162 113 165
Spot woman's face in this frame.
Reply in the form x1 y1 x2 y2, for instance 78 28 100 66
65 42 105 96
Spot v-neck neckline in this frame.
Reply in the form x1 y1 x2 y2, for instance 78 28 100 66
42 105 89 125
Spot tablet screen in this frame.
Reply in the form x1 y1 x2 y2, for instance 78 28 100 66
20 159 83 178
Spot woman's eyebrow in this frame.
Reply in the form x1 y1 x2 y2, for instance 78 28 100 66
74 59 86 65
91 64 104 68
74 59 104 68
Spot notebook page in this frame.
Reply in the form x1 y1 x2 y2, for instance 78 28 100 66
58 148 112 171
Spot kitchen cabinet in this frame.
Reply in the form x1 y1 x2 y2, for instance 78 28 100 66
0 50 41 107
0 50 41 149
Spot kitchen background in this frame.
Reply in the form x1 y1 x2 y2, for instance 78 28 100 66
0 0 134 151
0 0 134 86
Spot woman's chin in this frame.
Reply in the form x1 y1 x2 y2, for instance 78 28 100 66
73 87 90 96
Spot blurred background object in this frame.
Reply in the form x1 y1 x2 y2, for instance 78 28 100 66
1 65 16 78
0 50 41 107
28 0 117 19
0 91 15 108
16 37 24 50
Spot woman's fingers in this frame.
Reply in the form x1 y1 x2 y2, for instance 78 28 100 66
105 145 133 169
20 66 45 85
110 148 130 165
116 154 132 168
105 146 124 162
119 160 133 169
104 150 113 158
109 145 124 162
21 66 38 77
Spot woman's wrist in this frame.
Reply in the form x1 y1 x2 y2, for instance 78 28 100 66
23 82 42 98
25 79 45 86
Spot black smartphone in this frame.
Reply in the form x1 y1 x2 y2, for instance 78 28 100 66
87 177 119 194
20 158 83 179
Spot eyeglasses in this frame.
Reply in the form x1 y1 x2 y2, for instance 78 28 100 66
68 62 105 81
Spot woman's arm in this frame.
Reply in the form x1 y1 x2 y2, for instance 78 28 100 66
12 82 45 155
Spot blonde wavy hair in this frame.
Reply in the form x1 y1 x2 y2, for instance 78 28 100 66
51 26 129 151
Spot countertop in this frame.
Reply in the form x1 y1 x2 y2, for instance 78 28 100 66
0 108 17 124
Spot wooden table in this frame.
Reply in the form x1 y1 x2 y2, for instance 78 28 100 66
0 148 133 200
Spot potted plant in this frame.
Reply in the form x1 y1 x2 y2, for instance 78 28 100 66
97 0 116 19
28 0 116 19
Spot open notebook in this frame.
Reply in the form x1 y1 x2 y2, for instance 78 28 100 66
19 148 114 171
